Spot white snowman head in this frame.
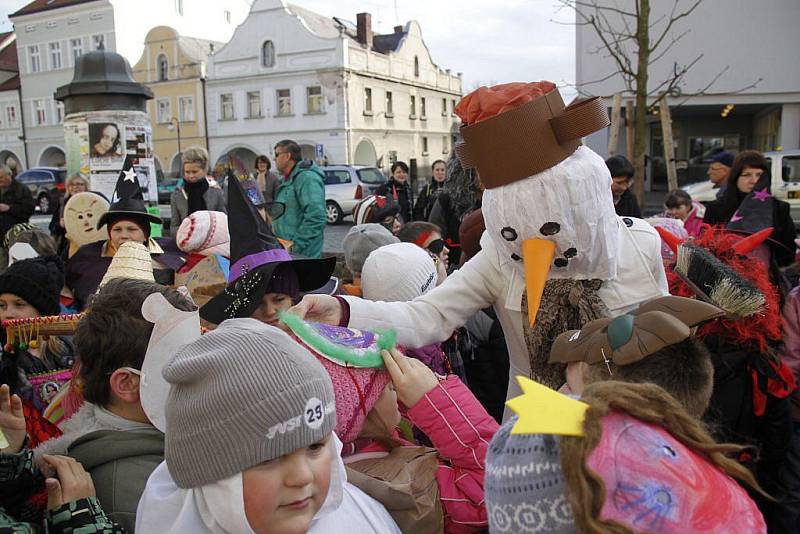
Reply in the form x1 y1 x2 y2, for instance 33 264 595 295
482 145 619 281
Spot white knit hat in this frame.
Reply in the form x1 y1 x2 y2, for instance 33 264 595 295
99 241 155 287
176 210 230 256
361 242 438 302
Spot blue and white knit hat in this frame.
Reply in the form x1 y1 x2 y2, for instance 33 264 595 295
485 416 576 533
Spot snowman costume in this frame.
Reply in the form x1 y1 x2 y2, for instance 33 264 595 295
340 83 667 420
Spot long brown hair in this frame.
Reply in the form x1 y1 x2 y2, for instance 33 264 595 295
560 381 767 534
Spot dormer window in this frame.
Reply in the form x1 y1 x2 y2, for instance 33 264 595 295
157 54 168 81
261 41 275 68
414 56 419 77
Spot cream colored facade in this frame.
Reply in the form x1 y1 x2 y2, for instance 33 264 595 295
132 26 220 178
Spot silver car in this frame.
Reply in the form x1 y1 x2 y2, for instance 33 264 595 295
322 165 387 224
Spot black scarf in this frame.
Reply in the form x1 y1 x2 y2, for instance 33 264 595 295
185 178 209 215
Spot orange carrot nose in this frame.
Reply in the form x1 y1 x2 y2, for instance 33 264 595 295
522 238 557 326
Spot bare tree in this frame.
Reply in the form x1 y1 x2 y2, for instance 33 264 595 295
556 0 759 202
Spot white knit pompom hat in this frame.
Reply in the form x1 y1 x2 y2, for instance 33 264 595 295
361 242 438 302
176 210 230 256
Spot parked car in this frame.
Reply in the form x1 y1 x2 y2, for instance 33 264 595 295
683 149 800 223
15 167 66 214
158 177 181 204
321 165 387 224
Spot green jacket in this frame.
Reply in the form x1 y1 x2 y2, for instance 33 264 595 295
273 160 326 258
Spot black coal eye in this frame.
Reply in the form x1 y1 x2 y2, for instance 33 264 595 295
511 253 521 261
564 248 577 258
500 227 518 241
540 222 560 236
554 258 568 268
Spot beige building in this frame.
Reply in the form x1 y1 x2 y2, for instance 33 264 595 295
132 26 221 178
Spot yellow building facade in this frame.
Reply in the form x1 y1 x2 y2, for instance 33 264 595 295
132 26 220 178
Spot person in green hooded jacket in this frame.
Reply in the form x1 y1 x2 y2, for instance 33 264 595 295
272 140 326 258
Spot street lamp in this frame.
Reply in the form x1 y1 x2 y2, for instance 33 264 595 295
167 116 182 157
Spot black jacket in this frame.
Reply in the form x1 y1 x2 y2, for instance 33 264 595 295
0 180 35 238
413 180 444 221
376 180 413 223
613 189 642 218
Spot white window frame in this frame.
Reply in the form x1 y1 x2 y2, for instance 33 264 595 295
220 93 235 120
6 105 17 126
224 10 231 23
178 95 194 122
441 97 447 117
363 87 373 115
261 41 275 68
175 0 184 16
422 136 429 156
92 34 104 51
442 135 449 154
385 91 393 117
276 89 292 116
409 95 416 119
49 42 62 70
247 91 262 118
34 99 46 125
156 98 171 124
70 38 83 64
420 96 427 119
29 45 41 73
157 54 168 81
55 101 64 123
306 86 323 114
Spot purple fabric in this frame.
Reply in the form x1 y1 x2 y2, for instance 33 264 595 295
406 343 448 375
229 249 292 282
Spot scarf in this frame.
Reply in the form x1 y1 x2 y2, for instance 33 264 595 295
185 178 210 215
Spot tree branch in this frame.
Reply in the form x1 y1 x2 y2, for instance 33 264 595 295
650 0 702 52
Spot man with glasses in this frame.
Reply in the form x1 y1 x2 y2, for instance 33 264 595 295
272 139 326 258
707 151 734 199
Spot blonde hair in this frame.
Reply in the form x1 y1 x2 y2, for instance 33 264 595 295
66 174 90 189
560 381 768 534
181 147 209 170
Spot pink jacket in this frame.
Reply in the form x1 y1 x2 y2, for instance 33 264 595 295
407 376 499 533
781 286 800 420
683 201 706 237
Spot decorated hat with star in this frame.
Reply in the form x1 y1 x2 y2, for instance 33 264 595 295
199 169 335 324
96 155 162 229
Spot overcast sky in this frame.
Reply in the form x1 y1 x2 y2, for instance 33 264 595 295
0 0 576 94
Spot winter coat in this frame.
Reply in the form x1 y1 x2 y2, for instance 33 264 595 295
376 179 413 223
342 216 668 421
0 447 124 533
406 343 449 376
704 198 797 267
613 189 643 218
414 180 445 222
169 185 226 236
460 308 510 423
683 201 706 238
349 376 498 533
255 170 281 203
65 238 186 309
36 402 164 533
429 194 479 266
273 160 327 258
781 286 800 421
0 179 35 238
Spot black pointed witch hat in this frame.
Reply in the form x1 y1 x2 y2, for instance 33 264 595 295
199 169 335 324
726 171 788 251
96 155 162 229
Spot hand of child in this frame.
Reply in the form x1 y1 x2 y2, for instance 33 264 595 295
43 455 96 510
381 349 439 408
0 384 27 454
288 295 342 326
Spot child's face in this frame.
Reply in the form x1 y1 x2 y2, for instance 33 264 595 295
251 293 293 329
666 203 692 221
0 293 40 321
242 435 333 534
371 383 401 431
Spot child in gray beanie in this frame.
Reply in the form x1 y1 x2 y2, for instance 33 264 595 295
136 318 399 534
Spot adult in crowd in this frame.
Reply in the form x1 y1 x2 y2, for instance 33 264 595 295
253 154 280 203
428 153 483 266
169 147 226 236
708 151 735 199
66 159 185 309
704 150 796 266
35 278 196 532
413 159 447 221
0 165 34 244
376 161 414 223
49 174 90 257
606 154 643 218
272 139 326 258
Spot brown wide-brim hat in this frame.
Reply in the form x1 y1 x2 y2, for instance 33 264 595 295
549 296 724 366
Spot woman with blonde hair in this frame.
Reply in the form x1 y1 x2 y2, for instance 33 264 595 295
169 147 226 235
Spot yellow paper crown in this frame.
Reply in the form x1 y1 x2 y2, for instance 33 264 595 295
506 376 589 436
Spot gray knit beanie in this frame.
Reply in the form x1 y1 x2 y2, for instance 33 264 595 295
163 318 336 489
485 416 576 533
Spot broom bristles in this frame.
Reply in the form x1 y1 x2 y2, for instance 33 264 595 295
676 244 765 317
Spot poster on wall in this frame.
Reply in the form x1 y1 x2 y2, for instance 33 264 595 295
88 122 125 170
90 171 121 203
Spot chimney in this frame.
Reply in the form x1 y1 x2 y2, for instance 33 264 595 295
356 13 373 49
394 25 403 35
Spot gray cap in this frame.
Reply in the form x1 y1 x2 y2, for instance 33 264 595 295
343 223 399 275
163 318 336 488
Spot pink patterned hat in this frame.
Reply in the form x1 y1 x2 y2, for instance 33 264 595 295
176 210 230 256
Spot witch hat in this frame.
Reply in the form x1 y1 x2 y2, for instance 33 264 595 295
96 155 161 229
199 170 335 324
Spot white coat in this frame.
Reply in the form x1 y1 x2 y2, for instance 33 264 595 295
344 216 668 421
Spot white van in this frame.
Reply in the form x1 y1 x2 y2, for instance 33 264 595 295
683 149 800 222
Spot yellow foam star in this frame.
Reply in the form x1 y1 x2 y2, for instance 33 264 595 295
507 376 589 436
